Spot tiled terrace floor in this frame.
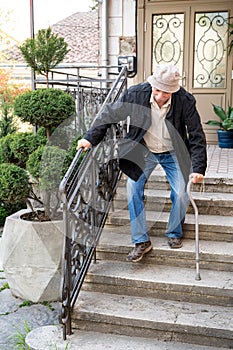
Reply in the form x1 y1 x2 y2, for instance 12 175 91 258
206 145 233 178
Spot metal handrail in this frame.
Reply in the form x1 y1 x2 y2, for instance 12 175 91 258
187 175 201 281
59 66 128 340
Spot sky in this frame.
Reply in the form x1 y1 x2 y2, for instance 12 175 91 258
0 0 94 42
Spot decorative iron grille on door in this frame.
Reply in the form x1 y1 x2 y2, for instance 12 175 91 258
193 12 228 88
151 11 228 89
152 14 184 72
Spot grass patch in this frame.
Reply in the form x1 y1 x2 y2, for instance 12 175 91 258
10 320 31 349
0 282 9 292
19 300 32 308
18 300 55 311
40 301 55 311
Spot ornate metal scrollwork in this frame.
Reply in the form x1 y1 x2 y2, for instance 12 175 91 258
194 12 228 88
152 14 184 69
59 67 127 339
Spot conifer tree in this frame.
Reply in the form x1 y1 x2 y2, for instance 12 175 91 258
19 27 69 87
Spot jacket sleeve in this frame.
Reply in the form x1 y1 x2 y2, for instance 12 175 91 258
183 96 207 175
83 90 131 146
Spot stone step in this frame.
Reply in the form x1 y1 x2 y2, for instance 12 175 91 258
106 209 233 242
114 187 233 216
97 230 233 272
119 172 233 193
84 259 233 306
25 325 225 350
72 290 233 348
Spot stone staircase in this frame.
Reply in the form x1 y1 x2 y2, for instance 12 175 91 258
71 169 233 349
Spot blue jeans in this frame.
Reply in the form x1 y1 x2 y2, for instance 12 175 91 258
127 151 189 244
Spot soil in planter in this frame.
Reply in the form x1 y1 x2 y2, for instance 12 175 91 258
20 210 63 222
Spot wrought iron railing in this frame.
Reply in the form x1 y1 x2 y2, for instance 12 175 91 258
34 64 121 135
59 66 127 340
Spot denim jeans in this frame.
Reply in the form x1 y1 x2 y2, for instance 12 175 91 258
127 151 189 244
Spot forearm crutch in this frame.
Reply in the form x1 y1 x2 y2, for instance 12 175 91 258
187 175 201 281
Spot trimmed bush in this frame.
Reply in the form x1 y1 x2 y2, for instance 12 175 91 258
27 145 68 218
0 205 8 225
14 88 76 139
27 145 67 191
26 145 44 180
0 134 13 164
19 27 69 87
0 201 27 225
0 163 30 204
0 131 47 168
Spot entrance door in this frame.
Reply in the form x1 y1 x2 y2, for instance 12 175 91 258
144 1 233 143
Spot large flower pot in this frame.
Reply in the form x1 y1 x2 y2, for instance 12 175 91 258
1 209 64 303
217 130 233 148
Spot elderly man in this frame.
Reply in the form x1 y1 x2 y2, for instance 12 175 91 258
78 64 207 262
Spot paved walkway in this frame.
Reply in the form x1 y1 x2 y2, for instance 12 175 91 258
206 145 233 178
0 145 233 349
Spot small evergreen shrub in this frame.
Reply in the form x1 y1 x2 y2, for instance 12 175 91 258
14 88 76 139
27 145 68 218
0 163 30 204
27 145 67 191
0 205 8 225
0 131 47 168
26 145 44 180
0 201 27 225
0 134 13 164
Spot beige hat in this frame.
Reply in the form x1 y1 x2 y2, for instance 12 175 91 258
147 64 180 93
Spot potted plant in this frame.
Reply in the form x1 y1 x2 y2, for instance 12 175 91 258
0 27 77 302
0 155 68 302
206 104 233 148
0 133 77 302
1 88 76 301
14 88 75 139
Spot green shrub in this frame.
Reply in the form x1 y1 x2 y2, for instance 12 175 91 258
36 126 47 138
19 27 69 87
0 201 27 225
10 132 46 167
11 320 31 350
27 145 68 218
0 163 30 204
0 131 47 167
14 88 76 139
0 133 13 164
26 145 44 180
41 146 68 191
0 205 8 225
27 145 67 190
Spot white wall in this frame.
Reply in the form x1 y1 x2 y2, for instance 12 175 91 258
99 0 136 67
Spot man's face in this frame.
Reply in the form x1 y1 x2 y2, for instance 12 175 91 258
152 87 172 105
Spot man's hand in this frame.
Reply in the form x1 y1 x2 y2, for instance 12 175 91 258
77 139 92 151
191 173 204 184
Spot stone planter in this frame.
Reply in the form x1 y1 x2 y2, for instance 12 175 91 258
1 209 64 303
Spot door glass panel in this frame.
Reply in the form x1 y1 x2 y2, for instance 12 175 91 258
194 12 228 88
152 14 184 75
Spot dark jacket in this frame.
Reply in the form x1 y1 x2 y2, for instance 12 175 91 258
84 82 207 183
